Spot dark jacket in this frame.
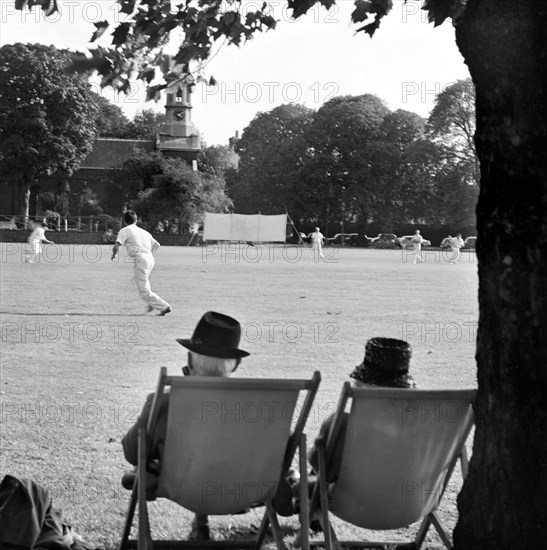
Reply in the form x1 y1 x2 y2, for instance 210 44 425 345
122 391 170 466
0 475 94 550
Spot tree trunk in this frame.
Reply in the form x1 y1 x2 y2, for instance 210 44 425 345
18 175 31 228
453 1 547 547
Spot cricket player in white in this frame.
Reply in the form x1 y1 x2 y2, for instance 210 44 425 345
111 210 171 316
308 227 325 260
25 222 54 262
412 229 425 264
448 233 465 264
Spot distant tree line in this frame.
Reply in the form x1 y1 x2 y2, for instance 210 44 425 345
0 42 476 236
95 95 166 140
228 79 478 236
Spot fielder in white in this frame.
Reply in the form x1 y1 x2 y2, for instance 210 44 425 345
111 210 172 316
308 227 325 260
448 233 465 264
25 222 54 262
412 230 426 264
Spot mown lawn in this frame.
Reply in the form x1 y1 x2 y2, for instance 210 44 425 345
0 242 478 549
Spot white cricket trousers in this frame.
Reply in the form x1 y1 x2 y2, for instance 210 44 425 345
133 253 170 310
312 242 324 260
25 242 42 261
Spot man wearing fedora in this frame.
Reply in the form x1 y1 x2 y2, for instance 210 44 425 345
121 311 250 541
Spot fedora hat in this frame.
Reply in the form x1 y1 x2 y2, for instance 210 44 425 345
350 337 415 388
177 311 250 359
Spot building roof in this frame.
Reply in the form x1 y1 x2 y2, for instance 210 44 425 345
81 138 156 169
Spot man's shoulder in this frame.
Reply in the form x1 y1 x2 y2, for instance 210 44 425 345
136 225 154 238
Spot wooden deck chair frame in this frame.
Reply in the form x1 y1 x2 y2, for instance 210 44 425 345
305 383 476 550
119 367 321 550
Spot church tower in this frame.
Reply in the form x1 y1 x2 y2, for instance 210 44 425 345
157 83 201 169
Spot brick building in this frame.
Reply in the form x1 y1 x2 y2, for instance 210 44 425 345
0 83 201 221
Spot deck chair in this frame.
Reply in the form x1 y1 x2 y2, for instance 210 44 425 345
305 384 476 550
120 367 321 550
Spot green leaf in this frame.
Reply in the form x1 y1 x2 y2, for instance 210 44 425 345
138 66 156 84
145 84 166 102
173 44 205 65
117 0 137 15
259 15 277 30
352 0 373 23
288 0 317 19
90 21 109 43
15 0 59 17
289 0 338 19
112 23 131 47
422 0 467 27
219 11 240 32
352 0 394 36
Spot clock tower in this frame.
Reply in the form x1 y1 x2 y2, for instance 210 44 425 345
157 83 201 169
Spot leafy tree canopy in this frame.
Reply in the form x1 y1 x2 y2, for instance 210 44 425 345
379 109 426 151
297 94 390 225
427 78 475 148
198 144 239 179
426 78 478 184
0 42 99 219
124 109 166 140
132 156 232 227
115 150 231 227
233 103 314 214
95 94 130 138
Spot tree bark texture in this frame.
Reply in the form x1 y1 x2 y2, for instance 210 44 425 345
454 0 547 547
17 176 31 226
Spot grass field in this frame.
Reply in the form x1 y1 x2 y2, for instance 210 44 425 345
0 242 478 549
